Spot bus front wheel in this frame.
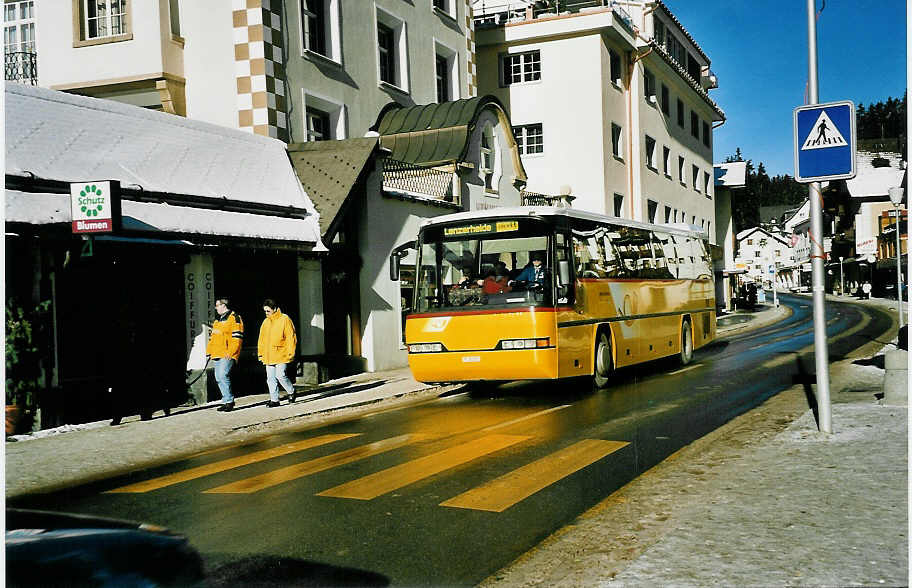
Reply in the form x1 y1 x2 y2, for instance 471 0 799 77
593 329 613 389
679 319 693 365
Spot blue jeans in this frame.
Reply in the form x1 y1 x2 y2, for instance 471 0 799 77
213 358 235 404
265 363 294 402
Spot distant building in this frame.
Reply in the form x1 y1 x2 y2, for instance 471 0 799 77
472 0 724 234
714 161 745 309
733 226 794 288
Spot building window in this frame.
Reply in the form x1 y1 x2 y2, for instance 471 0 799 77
4 1 34 53
75 0 131 44
677 99 684 127
299 0 340 62
168 0 180 36
661 84 670 115
662 146 671 176
754 251 761 258
690 111 699 138
435 41 457 102
377 22 395 84
664 205 672 224
704 171 711 197
702 121 711 148
747 239 753 245
302 92 346 141
611 123 623 159
435 54 449 102
613 193 624 217
678 155 685 184
501 50 540 85
643 66 656 102
306 107 330 141
609 47 621 86
645 135 656 170
513 123 543 155
432 0 456 19
654 19 665 45
302 0 326 55
647 199 658 223
376 9 408 90
692 164 700 191
480 123 498 192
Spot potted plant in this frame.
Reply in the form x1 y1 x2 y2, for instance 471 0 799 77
5 299 49 435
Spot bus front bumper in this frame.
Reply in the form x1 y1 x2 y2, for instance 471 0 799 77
407 348 558 383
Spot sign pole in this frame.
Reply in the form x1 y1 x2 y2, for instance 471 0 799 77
806 0 832 433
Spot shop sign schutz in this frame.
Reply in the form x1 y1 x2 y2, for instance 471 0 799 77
70 180 122 234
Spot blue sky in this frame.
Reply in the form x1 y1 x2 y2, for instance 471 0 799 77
666 0 907 178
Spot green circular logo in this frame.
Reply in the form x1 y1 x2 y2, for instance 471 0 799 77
79 184 104 216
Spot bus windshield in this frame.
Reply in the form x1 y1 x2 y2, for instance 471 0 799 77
415 219 552 312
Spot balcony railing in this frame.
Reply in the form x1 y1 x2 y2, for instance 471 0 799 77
473 0 632 32
382 159 458 205
5 51 37 85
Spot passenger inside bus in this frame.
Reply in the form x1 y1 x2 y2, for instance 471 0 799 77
482 265 512 294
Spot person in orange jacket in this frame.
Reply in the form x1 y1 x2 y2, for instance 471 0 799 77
258 299 298 407
206 297 244 412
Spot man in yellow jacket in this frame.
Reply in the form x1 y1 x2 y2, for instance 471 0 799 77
258 299 298 407
206 297 244 412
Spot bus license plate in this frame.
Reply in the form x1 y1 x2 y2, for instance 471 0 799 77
461 356 481 363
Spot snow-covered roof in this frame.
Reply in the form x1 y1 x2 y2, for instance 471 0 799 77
734 226 789 246
5 84 323 248
845 166 906 199
714 162 747 188
5 190 319 244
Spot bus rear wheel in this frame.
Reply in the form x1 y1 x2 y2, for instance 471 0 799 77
679 318 693 366
593 329 613 389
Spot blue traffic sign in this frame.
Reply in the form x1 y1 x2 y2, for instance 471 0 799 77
793 100 856 183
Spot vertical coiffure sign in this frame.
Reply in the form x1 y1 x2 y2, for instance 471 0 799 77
70 180 122 233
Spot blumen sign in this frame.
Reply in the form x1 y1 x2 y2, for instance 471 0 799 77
70 180 121 233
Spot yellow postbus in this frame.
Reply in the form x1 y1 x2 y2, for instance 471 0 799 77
390 207 715 388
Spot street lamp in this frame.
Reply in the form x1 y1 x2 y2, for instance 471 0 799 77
888 187 904 328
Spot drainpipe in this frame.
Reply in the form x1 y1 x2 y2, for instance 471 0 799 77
623 2 657 221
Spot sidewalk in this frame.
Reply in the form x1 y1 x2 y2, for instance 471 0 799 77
5 369 459 498
5 296 907 585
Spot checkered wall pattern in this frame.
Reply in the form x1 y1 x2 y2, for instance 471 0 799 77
466 0 476 96
233 0 288 142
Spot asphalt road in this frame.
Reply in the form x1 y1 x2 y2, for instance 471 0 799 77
11 294 893 587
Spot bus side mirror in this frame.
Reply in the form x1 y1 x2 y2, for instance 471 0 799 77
389 254 400 281
389 240 417 281
558 260 571 286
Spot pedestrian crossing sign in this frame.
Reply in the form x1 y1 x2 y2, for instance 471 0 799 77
793 100 856 183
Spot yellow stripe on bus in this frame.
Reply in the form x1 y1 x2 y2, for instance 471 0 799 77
317 434 530 501
105 434 359 493
440 439 629 512
204 433 433 494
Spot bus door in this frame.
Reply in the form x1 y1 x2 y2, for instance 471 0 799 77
555 229 591 378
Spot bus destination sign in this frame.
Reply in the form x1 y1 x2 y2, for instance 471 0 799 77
444 220 519 236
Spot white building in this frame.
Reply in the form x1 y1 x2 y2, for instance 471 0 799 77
472 0 724 237
734 227 794 285
30 0 475 141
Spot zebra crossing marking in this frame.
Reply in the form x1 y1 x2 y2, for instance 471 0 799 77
317 434 530 500
440 439 629 512
204 433 433 494
105 433 359 493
